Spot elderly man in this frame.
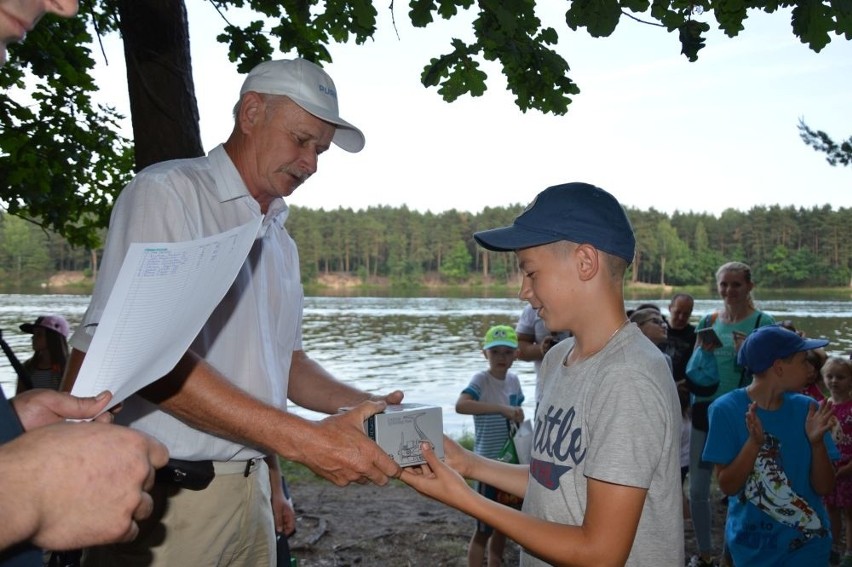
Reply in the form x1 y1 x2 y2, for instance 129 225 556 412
64 59 403 566
0 1 169 565
663 293 696 386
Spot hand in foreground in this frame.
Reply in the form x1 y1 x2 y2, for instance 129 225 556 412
806 399 835 445
11 389 115 430
400 441 475 508
0 421 168 550
298 399 401 486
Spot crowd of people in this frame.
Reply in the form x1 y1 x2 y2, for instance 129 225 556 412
454 264 851 567
1 4 850 567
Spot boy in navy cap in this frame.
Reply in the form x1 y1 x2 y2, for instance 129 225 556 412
402 182 683 566
703 325 837 566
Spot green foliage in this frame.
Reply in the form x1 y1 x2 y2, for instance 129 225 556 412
421 39 489 102
714 0 748 37
791 0 834 51
1 0 850 249
439 241 473 282
1 203 850 290
455 428 475 450
0 15 133 249
418 0 580 112
566 0 625 37
0 215 49 285
149 0 852 116
678 18 711 61
799 118 852 167
218 0 380 71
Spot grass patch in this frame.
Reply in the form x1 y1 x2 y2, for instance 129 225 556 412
278 458 322 483
456 429 474 451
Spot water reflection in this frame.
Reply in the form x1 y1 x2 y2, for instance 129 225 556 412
0 294 850 437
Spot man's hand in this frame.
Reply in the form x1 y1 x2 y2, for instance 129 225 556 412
11 389 114 430
0 422 168 551
371 390 404 405
270 476 296 536
295 399 402 486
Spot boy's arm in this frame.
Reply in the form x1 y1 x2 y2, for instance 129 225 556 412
516 332 542 362
455 393 520 422
450 437 529 498
402 443 645 566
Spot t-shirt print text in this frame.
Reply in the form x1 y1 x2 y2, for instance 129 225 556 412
530 405 587 490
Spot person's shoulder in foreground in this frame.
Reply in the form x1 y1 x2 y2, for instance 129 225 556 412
703 325 836 566
1 1 170 561
402 182 683 567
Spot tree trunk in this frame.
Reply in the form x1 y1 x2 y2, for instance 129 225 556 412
118 0 204 172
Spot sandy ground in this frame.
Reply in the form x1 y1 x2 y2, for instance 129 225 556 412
285 478 727 566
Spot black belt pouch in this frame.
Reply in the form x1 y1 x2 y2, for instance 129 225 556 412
155 458 215 491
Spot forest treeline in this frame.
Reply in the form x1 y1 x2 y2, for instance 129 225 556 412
0 203 850 289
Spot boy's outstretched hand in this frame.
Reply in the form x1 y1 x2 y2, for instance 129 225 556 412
400 438 474 508
806 399 835 445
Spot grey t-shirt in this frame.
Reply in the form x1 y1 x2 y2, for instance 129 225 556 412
522 324 684 566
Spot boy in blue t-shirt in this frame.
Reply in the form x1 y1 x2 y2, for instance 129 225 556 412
703 325 838 566
456 325 525 567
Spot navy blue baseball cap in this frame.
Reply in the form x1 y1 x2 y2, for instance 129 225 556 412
473 182 636 263
737 325 829 374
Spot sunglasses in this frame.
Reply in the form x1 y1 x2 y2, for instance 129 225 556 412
640 318 665 327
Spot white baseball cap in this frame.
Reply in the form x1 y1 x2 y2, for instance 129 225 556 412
240 58 365 153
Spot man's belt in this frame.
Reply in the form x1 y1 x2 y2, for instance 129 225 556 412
155 457 262 490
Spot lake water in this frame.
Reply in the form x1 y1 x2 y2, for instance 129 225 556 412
1 293 851 437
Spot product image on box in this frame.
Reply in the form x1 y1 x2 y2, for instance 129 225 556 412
366 403 444 467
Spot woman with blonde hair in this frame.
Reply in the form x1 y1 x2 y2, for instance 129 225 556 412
687 261 775 567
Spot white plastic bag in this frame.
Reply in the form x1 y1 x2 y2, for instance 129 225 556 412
513 419 533 465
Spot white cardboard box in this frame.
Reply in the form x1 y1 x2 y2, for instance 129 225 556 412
366 403 444 467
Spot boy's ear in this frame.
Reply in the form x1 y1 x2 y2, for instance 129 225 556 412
574 244 599 282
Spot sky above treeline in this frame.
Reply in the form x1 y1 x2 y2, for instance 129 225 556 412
90 2 852 217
